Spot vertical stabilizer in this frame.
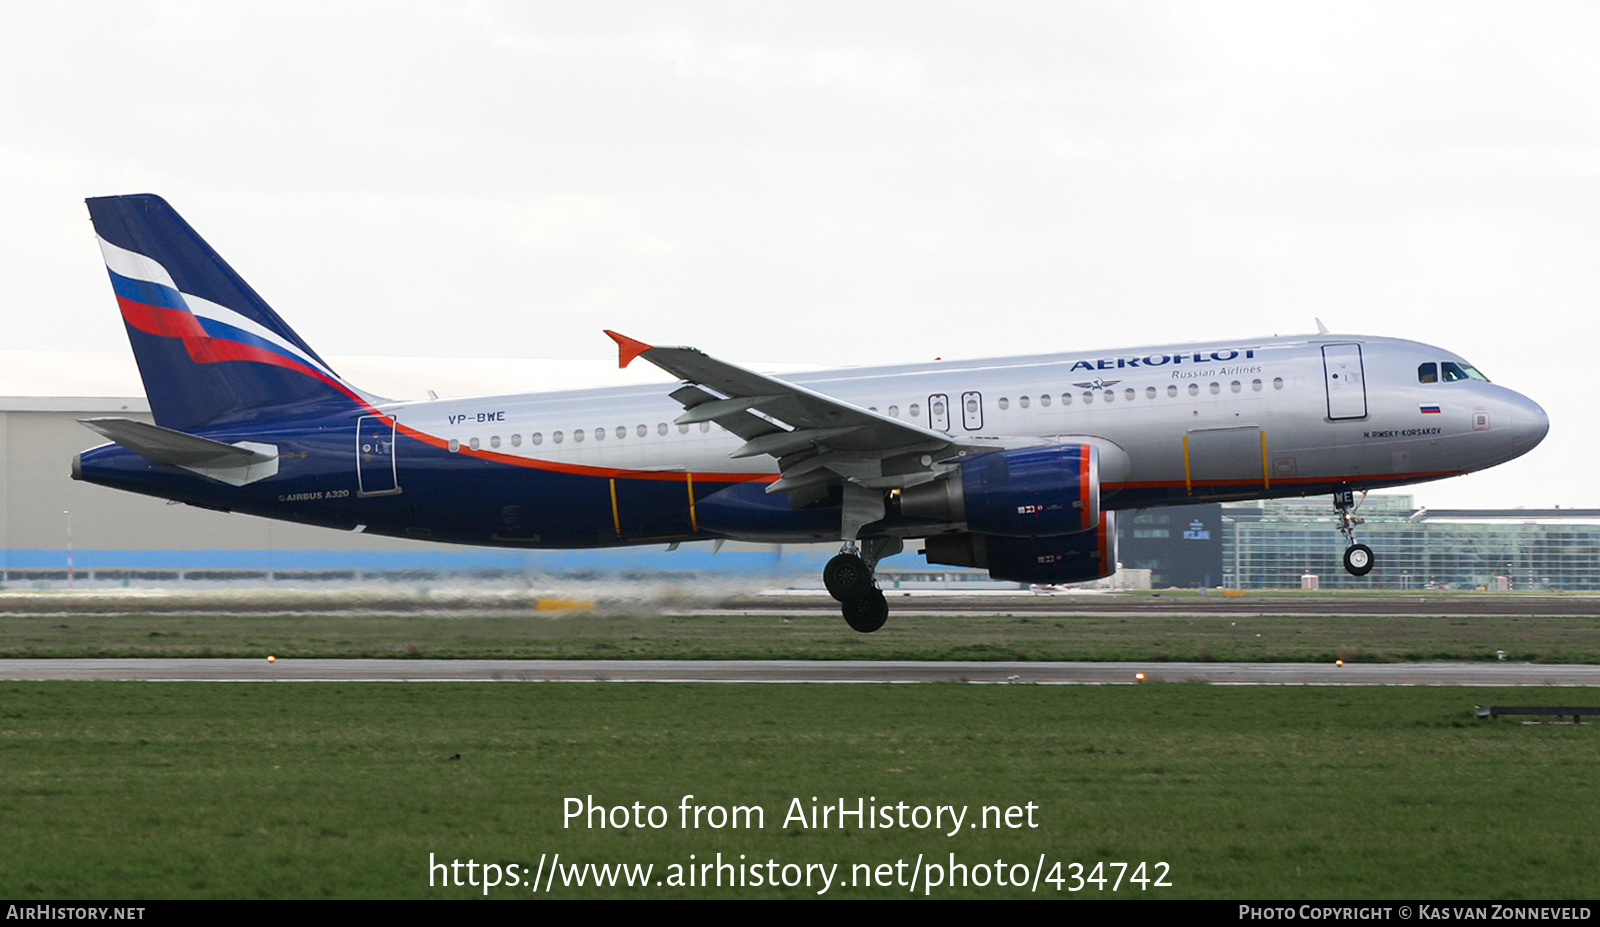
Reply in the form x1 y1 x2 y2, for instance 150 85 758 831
86 194 375 430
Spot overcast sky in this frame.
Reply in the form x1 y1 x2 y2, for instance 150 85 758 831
3 2 1594 509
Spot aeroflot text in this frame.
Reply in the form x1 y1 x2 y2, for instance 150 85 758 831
1068 349 1258 372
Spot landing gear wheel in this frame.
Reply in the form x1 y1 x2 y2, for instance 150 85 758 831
842 589 888 633
824 553 874 601
1343 543 1374 577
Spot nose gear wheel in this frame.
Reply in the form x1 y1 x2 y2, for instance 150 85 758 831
1333 490 1375 577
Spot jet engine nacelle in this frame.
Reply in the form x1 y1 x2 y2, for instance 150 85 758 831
922 513 1118 585
901 444 1100 538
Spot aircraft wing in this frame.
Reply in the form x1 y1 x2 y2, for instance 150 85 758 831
606 331 964 506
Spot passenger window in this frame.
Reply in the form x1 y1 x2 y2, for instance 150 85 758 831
511 434 522 447
617 426 627 439
1188 383 1199 396
1418 363 1438 383
909 403 921 418
594 428 604 441
1272 377 1284 390
1061 393 1072 406
1040 394 1051 407
1230 381 1241 393
573 430 584 443
1146 387 1156 399
1252 379 1262 391
532 432 543 445
888 405 899 417
490 435 501 448
1167 385 1177 398
448 439 460 453
469 437 480 450
1019 396 1030 409
657 423 667 435
678 424 689 434
1124 388 1134 402
1082 391 1094 404
637 424 648 437
700 422 711 432
552 431 563 444
1103 390 1114 403
1209 382 1220 395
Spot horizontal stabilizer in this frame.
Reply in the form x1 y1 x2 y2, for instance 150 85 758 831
80 417 265 465
79 417 279 486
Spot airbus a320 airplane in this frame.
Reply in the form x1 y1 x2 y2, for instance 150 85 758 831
73 195 1549 631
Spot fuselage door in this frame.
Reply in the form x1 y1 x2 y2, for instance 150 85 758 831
961 391 984 430
1321 343 1368 421
356 414 401 497
928 394 951 432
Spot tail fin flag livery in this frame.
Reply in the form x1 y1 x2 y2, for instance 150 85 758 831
73 194 1549 633
86 194 374 430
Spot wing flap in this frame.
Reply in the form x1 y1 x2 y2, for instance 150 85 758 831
606 331 972 511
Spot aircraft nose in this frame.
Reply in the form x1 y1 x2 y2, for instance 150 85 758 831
1508 392 1549 455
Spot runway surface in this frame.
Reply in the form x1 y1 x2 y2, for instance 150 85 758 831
4 658 1599 685
722 592 1600 617
4 589 1598 617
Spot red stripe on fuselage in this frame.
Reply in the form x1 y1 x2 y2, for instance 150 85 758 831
389 420 777 483
1107 470 1468 492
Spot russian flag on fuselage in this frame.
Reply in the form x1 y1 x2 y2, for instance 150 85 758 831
87 194 370 431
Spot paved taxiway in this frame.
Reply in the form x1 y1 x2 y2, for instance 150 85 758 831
3 658 1599 685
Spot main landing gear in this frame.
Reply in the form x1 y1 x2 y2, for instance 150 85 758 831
1334 490 1374 577
825 538 901 633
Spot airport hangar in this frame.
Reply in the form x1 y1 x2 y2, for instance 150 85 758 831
5 350 1598 591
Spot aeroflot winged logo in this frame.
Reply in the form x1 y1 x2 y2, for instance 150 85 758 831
1068 348 1258 373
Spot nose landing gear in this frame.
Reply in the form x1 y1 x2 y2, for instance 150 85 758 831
1334 490 1374 577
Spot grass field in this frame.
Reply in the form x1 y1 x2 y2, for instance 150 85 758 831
2 682 1596 899
3 608 1599 662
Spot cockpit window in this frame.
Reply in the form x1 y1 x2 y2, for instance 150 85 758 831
1418 363 1438 383
1442 361 1489 382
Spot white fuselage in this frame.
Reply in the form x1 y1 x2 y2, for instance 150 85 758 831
385 333 1547 513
